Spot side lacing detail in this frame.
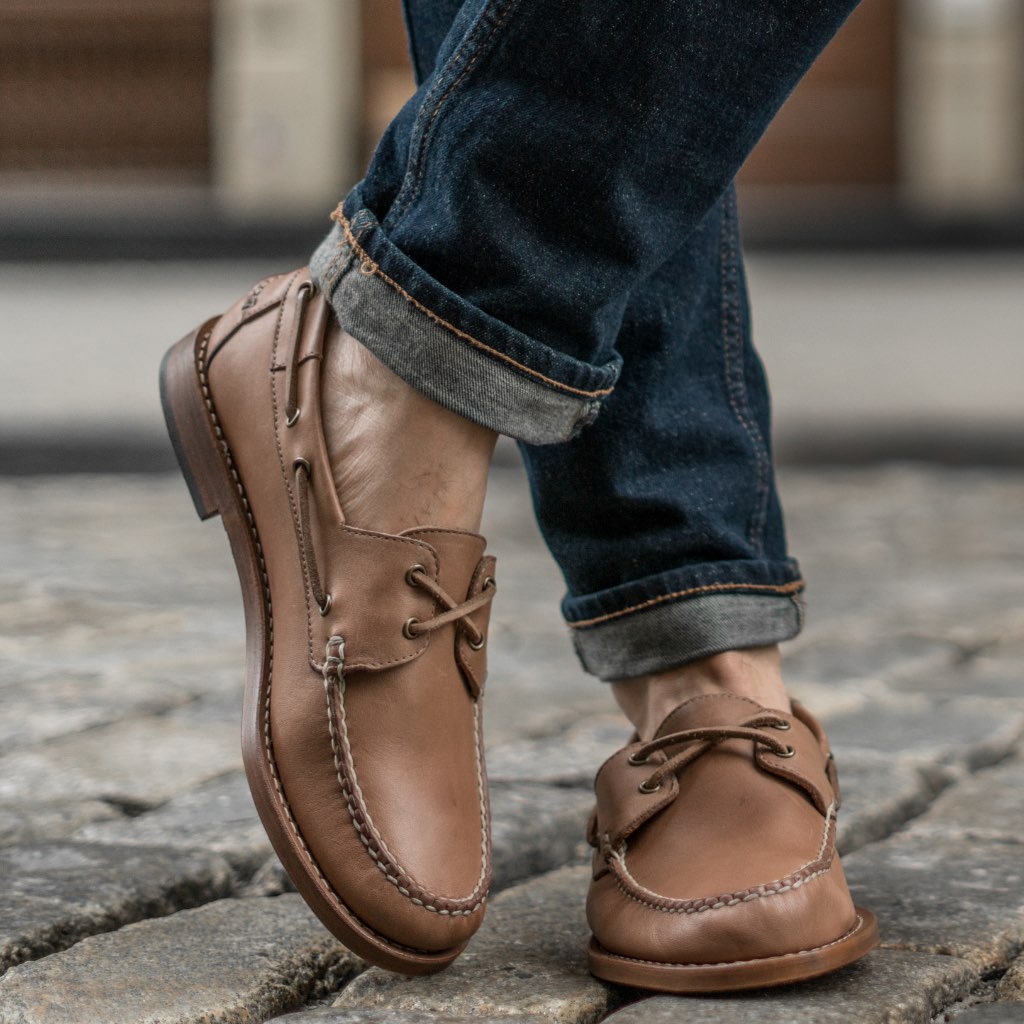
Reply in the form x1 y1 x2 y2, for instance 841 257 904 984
193 321 435 957
609 804 837 915
322 635 491 916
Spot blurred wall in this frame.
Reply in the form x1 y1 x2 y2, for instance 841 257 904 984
1 0 1022 226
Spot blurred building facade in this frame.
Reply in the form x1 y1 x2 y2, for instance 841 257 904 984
1 0 1022 239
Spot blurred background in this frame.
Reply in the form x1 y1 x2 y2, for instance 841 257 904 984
1 0 1022 471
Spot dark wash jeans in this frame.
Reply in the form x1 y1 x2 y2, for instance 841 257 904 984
311 0 860 680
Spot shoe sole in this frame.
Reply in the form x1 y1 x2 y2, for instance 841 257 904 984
159 322 466 975
587 906 879 993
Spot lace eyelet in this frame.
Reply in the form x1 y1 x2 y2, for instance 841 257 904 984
777 744 796 758
627 752 648 766
482 576 496 590
772 720 791 731
637 778 662 794
467 633 485 651
317 593 332 616
293 457 311 477
405 564 426 587
402 617 420 640
286 408 301 428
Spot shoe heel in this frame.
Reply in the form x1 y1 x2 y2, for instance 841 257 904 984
159 319 226 522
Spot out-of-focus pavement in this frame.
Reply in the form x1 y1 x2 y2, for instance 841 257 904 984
1 254 1023 1022
2 252 1023 465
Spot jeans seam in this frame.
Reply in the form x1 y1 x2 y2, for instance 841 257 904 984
384 0 523 233
329 207 616 401
720 189 771 551
567 579 806 630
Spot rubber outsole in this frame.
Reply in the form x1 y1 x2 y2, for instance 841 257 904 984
159 324 466 975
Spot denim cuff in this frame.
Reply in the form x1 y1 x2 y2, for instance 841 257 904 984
309 197 622 444
563 560 805 681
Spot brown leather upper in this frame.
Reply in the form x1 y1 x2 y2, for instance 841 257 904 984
206 270 494 952
587 693 860 966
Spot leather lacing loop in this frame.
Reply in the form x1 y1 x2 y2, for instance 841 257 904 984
404 566 495 647
292 458 332 615
285 280 318 427
631 713 796 794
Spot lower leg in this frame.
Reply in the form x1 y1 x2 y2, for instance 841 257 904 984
320 329 497 534
610 645 790 741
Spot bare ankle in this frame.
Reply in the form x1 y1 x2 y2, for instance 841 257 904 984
611 645 790 740
321 330 497 533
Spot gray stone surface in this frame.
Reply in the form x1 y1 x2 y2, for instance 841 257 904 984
836 757 937 854
334 866 627 1022
3 466 1024 1020
0 715 243 806
952 1007 1024 1023
819 696 1024 776
0 896 364 1024
271 1010 550 1023
0 799 122 846
912 758 1024 839
486 715 631 787
603 950 979 1024
0 842 234 973
843 830 1024 971
73 771 271 874
489 783 593 891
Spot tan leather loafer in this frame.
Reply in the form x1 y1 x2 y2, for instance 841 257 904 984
586 693 878 992
160 268 496 974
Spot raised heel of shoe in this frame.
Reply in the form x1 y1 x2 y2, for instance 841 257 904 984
159 319 227 522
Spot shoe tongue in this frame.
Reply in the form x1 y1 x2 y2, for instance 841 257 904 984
400 527 486 595
654 693 769 739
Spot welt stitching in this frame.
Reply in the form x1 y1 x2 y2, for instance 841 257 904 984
719 190 771 550
326 654 489 914
611 806 836 914
567 579 805 629
331 209 614 401
194 322 431 957
386 0 522 231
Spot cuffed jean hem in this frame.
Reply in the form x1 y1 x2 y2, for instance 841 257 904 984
563 560 805 681
309 198 622 444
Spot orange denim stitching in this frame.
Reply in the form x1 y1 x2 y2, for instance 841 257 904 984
567 579 805 629
331 207 616 402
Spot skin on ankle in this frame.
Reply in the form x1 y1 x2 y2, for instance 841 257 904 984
321 330 497 534
611 645 791 741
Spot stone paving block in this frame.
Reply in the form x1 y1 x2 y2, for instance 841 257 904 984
73 772 270 874
912 758 1024 840
843 829 1024 971
270 1009 549 1023
783 632 957 687
602 949 978 1024
0 715 242 806
996 955 1024 1000
0 665 191 750
893 656 1024 701
486 715 631 787
822 696 1024 775
0 842 234 973
0 896 364 1024
334 866 627 1022
0 800 122 847
489 783 592 891
952 1007 1024 1023
836 757 937 854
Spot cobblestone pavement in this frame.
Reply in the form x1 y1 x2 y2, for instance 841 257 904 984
0 464 1022 1023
